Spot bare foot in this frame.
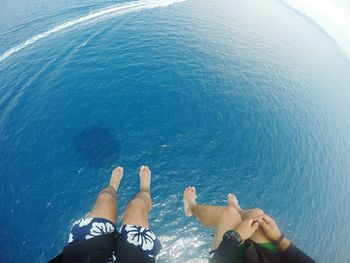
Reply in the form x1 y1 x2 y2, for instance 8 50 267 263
110 166 124 191
139 165 151 191
227 193 242 211
183 186 197 217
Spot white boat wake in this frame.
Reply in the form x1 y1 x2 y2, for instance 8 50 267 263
0 0 185 63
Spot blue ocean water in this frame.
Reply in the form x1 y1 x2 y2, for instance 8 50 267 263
1 0 350 262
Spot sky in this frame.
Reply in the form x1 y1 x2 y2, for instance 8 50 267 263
282 0 350 58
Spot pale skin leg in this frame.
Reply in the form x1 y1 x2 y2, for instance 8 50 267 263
227 193 270 243
183 187 242 250
121 165 152 228
88 166 124 224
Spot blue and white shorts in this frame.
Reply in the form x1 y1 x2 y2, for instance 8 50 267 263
68 217 161 262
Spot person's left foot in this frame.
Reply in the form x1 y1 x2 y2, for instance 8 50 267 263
227 193 242 211
139 165 151 191
110 166 124 191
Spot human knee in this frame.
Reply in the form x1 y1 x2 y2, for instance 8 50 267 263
249 208 264 218
97 189 116 202
221 206 241 220
129 197 150 211
215 206 241 228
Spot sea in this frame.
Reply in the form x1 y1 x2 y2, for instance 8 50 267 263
1 0 350 262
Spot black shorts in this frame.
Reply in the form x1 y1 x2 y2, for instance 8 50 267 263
49 217 162 263
68 217 162 263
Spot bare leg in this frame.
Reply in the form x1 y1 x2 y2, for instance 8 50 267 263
122 165 152 228
183 187 242 250
88 167 124 224
227 193 270 243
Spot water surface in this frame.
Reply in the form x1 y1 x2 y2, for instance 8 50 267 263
1 0 350 262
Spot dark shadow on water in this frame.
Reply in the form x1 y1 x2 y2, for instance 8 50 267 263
74 126 119 168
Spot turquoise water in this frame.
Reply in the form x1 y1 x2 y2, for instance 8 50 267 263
1 0 350 262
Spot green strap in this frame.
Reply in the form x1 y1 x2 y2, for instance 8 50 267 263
235 242 278 263
256 242 278 252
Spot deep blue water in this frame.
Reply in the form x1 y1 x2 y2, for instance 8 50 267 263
1 0 350 262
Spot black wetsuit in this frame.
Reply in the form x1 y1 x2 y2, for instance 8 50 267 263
210 239 316 263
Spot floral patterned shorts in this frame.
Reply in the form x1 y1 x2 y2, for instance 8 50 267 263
68 217 162 262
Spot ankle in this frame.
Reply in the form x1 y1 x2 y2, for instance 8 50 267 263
108 184 117 192
139 187 151 194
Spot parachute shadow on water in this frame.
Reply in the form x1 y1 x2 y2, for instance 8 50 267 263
73 126 119 168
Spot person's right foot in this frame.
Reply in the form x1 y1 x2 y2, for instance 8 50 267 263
139 165 151 191
110 166 124 191
227 193 242 211
183 186 197 217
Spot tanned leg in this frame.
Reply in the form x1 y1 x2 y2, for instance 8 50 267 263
183 187 242 250
121 165 152 228
227 193 270 243
88 166 123 224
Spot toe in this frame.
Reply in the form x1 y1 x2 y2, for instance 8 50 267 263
113 166 123 174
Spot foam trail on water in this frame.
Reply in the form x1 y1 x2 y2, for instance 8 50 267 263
0 0 185 63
